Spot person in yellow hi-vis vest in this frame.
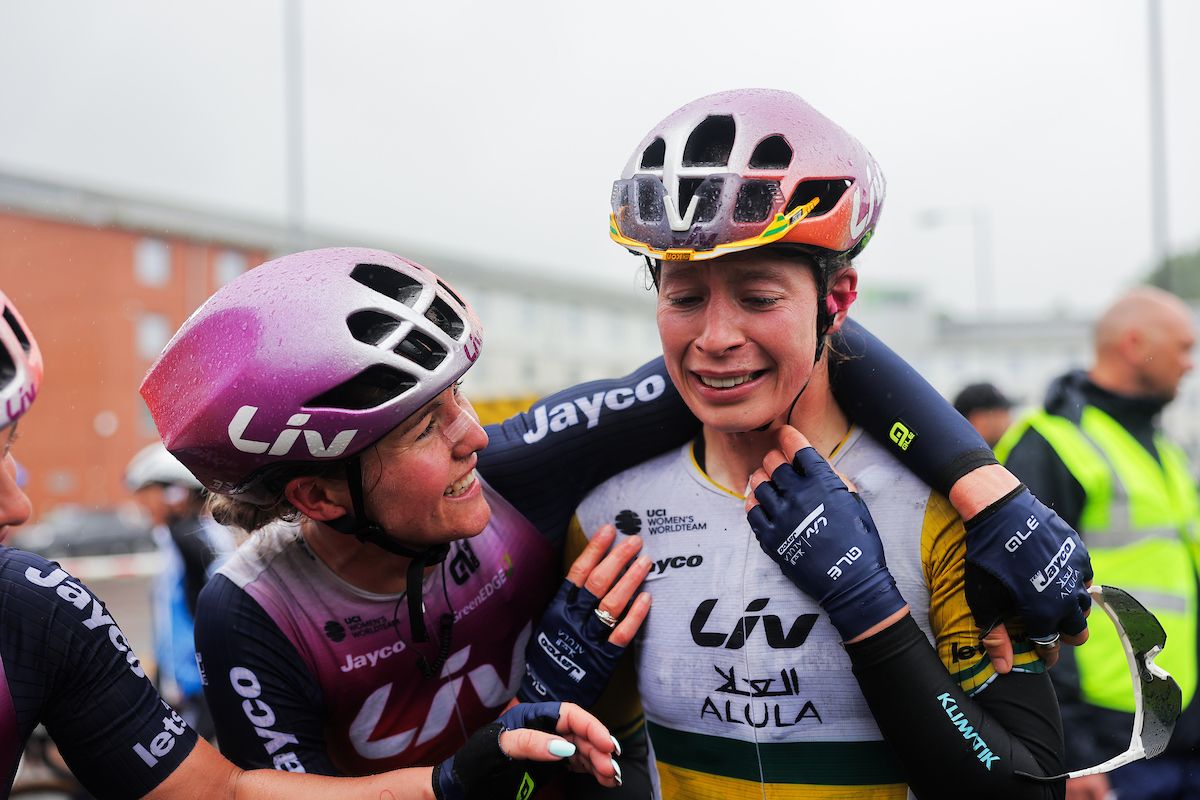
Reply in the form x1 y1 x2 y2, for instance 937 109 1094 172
996 287 1198 800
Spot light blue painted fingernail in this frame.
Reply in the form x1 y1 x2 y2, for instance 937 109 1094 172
612 758 623 786
548 739 576 758
610 735 622 757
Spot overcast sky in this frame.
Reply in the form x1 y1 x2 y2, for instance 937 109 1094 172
1 1 1197 316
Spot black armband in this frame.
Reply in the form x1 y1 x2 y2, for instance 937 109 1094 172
845 615 1064 799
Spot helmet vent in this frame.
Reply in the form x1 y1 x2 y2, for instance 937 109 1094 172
0 339 14 385
351 263 423 307
678 177 723 224
640 138 666 169
305 364 417 411
682 116 735 167
395 329 447 371
785 179 852 219
3 307 31 353
636 177 664 223
749 136 793 170
436 279 465 308
733 180 780 223
425 298 465 340
347 310 401 345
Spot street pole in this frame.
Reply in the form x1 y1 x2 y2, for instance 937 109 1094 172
1147 0 1170 288
284 0 306 253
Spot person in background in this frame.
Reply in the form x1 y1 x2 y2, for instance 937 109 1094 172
953 381 1016 448
996 286 1199 800
126 442 236 739
0 286 620 799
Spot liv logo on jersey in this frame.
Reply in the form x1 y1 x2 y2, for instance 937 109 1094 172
690 598 819 650
520 375 666 444
227 405 357 458
1030 538 1077 593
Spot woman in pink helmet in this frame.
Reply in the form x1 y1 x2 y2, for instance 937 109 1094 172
141 248 680 786
0 287 620 800
567 89 1089 798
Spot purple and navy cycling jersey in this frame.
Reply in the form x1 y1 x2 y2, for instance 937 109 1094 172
0 546 198 797
195 357 702 775
198 481 558 774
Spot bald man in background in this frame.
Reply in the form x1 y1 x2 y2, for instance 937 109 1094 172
996 287 1199 800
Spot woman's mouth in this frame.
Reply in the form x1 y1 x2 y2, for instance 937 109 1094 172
444 471 477 498
696 370 765 389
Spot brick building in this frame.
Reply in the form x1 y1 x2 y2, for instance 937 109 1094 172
0 171 661 521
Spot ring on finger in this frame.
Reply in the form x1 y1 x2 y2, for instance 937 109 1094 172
1033 633 1062 649
594 608 618 629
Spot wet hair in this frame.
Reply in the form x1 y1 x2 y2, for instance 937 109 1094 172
205 458 349 534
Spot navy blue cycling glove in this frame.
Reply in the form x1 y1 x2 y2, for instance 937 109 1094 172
964 485 1093 643
747 447 907 642
518 579 625 707
433 702 562 800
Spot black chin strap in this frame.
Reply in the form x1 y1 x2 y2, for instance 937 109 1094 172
324 455 449 642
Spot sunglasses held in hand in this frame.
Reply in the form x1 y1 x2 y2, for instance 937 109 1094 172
1019 585 1182 783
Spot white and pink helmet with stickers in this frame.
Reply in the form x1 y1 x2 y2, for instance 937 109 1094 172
140 248 483 505
0 290 43 433
610 88 885 263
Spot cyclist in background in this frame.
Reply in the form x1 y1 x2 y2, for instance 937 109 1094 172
126 442 236 739
0 287 620 799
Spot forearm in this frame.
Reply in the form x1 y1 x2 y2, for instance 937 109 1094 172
948 464 1020 521
148 739 436 800
846 615 1064 799
235 764 435 800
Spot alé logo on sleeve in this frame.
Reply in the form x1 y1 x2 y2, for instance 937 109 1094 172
228 405 357 458
521 374 666 444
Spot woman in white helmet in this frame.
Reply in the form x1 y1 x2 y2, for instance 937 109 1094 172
567 89 1090 798
126 442 235 739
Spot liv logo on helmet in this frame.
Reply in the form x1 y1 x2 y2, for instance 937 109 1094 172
848 162 886 241
227 405 358 458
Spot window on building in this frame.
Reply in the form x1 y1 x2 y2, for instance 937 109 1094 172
215 249 247 286
136 312 172 360
135 238 172 287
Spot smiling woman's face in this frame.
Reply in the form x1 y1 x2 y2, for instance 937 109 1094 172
0 425 33 543
656 250 820 434
357 383 493 546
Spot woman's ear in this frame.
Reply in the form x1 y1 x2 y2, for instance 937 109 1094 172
826 267 859 335
284 476 351 522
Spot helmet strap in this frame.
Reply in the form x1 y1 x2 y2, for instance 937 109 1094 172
325 455 450 642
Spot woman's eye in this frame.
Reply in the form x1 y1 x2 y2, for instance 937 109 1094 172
745 295 779 308
415 416 438 441
667 295 702 308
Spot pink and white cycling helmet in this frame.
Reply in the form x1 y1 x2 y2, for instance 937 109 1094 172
141 248 483 505
0 290 43 432
610 88 885 263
